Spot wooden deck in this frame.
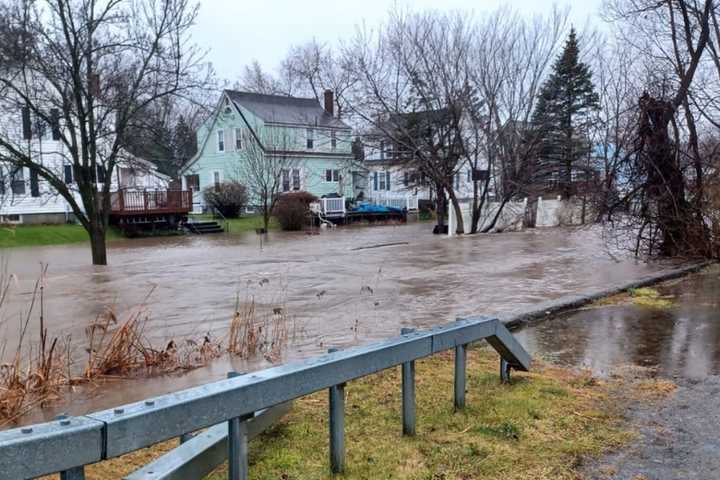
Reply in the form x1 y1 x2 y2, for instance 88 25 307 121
110 190 192 216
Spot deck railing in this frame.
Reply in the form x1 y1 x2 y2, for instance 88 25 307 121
110 190 192 215
321 197 346 217
0 316 530 480
370 193 420 211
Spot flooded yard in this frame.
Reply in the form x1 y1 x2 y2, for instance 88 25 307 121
0 223 689 423
516 266 720 381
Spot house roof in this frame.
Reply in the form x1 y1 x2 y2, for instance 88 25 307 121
225 90 349 130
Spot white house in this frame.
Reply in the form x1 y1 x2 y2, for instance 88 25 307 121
0 107 170 224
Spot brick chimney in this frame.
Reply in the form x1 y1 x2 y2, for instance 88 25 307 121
324 89 334 117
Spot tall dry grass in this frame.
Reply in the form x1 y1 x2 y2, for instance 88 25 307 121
0 270 297 425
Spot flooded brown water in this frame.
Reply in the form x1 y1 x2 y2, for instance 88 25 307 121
516 266 720 381
0 223 685 424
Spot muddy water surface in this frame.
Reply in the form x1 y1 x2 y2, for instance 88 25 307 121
516 266 720 380
0 224 679 423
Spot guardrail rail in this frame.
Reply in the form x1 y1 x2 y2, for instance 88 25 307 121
0 316 530 480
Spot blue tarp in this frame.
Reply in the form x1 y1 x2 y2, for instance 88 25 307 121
352 203 404 214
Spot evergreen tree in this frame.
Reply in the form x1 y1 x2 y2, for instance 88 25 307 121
531 28 599 199
172 116 197 175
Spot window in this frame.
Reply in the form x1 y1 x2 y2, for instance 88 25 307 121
64 165 73 184
325 169 339 183
213 171 221 188
467 169 472 183
217 130 225 152
378 171 386 191
185 174 200 191
11 168 25 195
292 169 301 190
380 141 385 160
385 171 391 191
306 129 314 149
96 165 106 184
21 107 31 140
454 172 460 190
50 109 61 140
234 128 242 151
330 131 337 150
30 170 40 197
282 169 290 192
403 171 409 187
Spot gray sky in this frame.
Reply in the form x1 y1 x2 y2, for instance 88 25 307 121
192 0 604 81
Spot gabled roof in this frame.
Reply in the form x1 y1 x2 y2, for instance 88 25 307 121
225 90 349 129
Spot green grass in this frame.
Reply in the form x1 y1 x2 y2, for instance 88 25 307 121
78 347 679 480
198 348 632 480
0 224 122 248
191 214 280 234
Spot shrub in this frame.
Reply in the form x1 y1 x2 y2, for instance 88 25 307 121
273 191 317 231
202 181 248 218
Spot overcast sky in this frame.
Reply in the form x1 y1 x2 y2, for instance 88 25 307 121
192 0 604 82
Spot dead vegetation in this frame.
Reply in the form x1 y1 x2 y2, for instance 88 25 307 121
0 270 295 426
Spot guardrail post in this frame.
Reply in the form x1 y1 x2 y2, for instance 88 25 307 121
60 466 86 480
454 343 467 410
227 371 252 480
328 348 345 474
400 328 416 436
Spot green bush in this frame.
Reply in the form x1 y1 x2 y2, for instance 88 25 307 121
273 191 317 231
202 181 248 218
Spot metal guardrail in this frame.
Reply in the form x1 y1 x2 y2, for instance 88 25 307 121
0 316 530 480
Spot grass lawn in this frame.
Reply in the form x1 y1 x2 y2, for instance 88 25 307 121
74 346 671 480
191 214 280 234
0 224 123 249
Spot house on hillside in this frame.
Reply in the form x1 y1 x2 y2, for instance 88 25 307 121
181 90 356 212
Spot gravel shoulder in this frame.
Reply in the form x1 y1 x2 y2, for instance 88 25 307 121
584 375 720 480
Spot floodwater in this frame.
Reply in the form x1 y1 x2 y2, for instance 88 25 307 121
0 223 685 424
516 266 720 381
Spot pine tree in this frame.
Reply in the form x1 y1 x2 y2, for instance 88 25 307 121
531 28 599 199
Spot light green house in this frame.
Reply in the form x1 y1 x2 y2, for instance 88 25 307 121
181 89 355 212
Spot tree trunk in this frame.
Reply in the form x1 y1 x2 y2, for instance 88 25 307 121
88 224 107 265
447 189 465 234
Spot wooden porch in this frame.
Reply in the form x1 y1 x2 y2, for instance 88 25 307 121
110 190 192 216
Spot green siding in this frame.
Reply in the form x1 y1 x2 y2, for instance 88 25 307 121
185 96 354 203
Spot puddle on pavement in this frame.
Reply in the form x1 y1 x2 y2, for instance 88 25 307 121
0 223 692 425
515 266 720 380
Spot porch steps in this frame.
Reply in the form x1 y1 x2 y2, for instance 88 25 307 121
186 220 225 234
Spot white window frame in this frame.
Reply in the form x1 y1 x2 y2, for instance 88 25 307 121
217 130 225 152
292 168 301 191
330 131 337 150
378 171 387 191
234 128 242 151
324 169 340 183
306 128 314 149
212 170 222 188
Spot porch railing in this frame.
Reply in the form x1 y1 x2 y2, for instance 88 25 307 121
0 316 530 480
110 190 192 215
321 197 346 217
370 194 419 211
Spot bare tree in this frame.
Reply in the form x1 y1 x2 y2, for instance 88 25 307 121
0 0 209 265
234 125 300 233
603 0 716 257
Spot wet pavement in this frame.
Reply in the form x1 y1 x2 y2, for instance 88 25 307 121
0 223 690 423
